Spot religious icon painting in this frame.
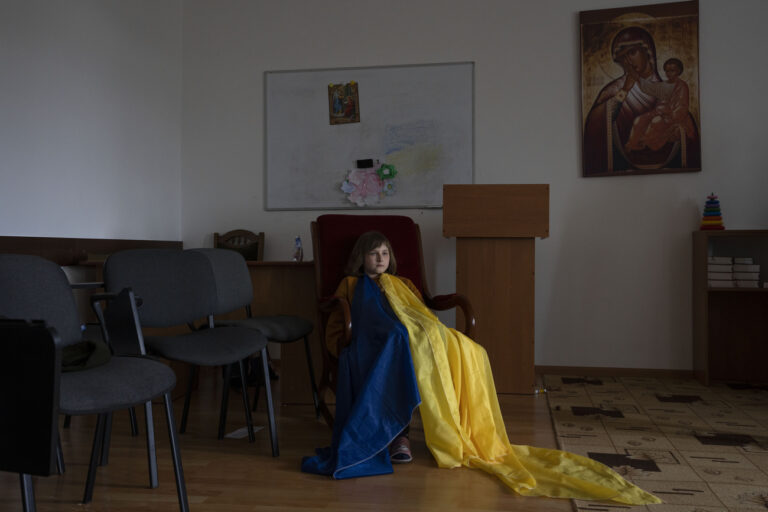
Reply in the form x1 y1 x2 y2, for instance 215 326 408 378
328 81 360 125
580 0 701 177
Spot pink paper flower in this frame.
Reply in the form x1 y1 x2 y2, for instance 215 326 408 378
345 169 383 206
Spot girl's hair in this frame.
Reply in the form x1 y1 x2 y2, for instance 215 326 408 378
344 231 397 276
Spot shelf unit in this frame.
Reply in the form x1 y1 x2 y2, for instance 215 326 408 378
692 229 768 384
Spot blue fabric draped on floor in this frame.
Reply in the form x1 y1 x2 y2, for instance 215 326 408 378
301 276 421 479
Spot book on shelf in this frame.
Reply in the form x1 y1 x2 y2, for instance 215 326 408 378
733 264 760 272
734 257 754 264
709 280 735 288
707 264 733 272
707 256 733 264
707 272 733 281
735 280 759 288
733 272 760 280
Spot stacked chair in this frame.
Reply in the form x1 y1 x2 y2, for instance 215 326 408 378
101 248 279 456
213 230 318 418
0 254 188 510
0 246 287 508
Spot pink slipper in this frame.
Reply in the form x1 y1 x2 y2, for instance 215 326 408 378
389 436 412 464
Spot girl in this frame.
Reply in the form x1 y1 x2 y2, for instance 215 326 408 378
323 231 419 463
303 232 660 506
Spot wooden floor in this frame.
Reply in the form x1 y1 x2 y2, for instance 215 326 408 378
0 368 572 512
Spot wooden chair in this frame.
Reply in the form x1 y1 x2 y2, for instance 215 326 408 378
214 230 264 261
310 214 475 427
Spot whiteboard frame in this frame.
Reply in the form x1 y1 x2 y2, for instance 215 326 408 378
264 62 474 211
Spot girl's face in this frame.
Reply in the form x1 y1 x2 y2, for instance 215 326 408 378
363 243 390 278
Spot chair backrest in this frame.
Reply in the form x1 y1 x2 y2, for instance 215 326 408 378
0 318 61 477
0 254 83 346
103 249 217 328
311 214 428 299
190 248 253 315
214 230 264 262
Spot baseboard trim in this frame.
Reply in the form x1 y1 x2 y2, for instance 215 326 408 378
535 365 694 379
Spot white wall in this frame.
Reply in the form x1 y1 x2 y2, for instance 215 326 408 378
0 0 183 240
3 1 766 371
182 0 768 371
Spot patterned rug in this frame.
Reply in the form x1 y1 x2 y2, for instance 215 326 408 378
542 375 768 512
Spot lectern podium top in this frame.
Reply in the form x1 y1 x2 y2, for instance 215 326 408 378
442 184 549 238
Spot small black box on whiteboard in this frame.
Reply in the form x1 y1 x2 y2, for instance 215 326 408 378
356 159 374 168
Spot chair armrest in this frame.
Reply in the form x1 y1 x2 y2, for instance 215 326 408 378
90 293 116 347
425 293 476 338
318 295 352 353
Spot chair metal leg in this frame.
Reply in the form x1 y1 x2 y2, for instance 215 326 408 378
238 359 255 442
163 392 189 512
259 347 279 456
20 474 35 512
56 431 65 474
218 363 233 440
129 406 139 436
251 375 261 412
99 412 113 466
319 399 335 429
83 413 107 504
303 335 321 419
179 365 198 434
144 401 159 488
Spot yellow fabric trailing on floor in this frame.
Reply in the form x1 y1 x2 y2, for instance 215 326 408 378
379 273 660 505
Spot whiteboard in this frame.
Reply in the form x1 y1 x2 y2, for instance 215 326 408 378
264 62 474 210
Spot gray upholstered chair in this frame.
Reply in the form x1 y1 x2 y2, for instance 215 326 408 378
190 249 281 442
102 248 278 456
0 318 61 512
192 248 318 419
0 254 188 510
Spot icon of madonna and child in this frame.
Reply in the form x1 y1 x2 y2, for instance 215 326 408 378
582 24 701 177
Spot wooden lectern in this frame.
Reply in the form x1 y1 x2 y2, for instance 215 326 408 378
443 184 549 394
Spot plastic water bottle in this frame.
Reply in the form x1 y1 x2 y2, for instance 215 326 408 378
292 236 303 262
